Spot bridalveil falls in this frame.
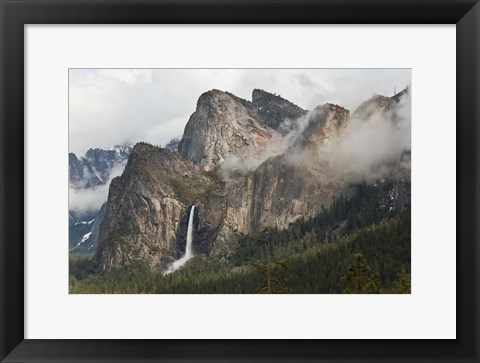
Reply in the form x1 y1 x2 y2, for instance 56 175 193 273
165 205 195 274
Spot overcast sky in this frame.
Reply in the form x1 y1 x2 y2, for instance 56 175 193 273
69 68 411 156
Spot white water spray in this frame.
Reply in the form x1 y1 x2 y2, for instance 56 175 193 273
165 205 195 274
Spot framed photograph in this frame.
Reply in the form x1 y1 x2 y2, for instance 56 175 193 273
1 0 478 362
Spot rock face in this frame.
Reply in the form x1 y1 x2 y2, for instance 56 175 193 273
201 157 337 258
95 88 410 271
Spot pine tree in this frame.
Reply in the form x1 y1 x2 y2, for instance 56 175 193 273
389 269 411 294
342 253 379 293
253 226 290 294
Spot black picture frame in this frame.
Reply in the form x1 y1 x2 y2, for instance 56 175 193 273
1 1 479 362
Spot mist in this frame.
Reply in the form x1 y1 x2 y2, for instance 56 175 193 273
69 162 127 217
219 91 411 185
300 92 411 184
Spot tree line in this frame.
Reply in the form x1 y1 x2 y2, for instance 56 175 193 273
69 182 410 294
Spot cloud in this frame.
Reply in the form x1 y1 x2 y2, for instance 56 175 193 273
98 69 153 85
69 162 126 217
69 69 411 155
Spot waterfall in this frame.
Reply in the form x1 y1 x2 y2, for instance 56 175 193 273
165 205 195 274
184 205 195 260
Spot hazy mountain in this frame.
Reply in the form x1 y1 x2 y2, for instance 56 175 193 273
69 145 132 253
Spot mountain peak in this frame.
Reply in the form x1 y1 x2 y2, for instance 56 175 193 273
252 88 285 103
251 89 307 130
199 88 226 99
130 142 172 160
196 89 251 110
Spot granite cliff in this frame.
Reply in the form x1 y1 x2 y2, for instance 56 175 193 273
95 89 410 271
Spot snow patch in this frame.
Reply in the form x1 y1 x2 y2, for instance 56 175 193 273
80 232 92 243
